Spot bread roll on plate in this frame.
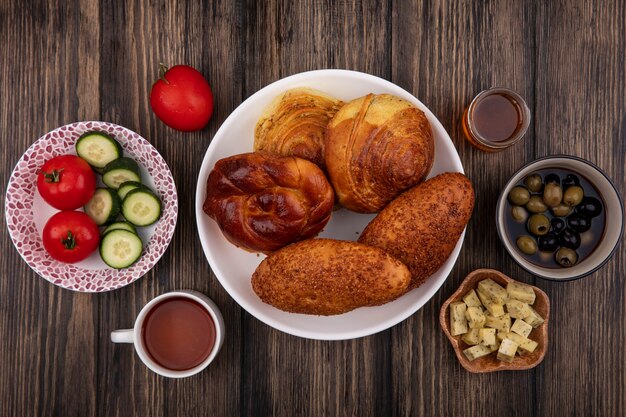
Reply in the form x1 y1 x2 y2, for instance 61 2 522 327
254 88 343 168
252 238 411 315
202 152 335 253
325 93 434 212
358 172 474 289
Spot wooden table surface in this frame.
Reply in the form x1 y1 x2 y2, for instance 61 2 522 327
1 1 625 416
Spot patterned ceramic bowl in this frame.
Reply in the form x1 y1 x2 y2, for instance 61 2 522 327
5 121 178 292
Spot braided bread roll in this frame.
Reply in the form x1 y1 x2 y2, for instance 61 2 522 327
254 88 343 168
325 93 434 213
202 152 335 253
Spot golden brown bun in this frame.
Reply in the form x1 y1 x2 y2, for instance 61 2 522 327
202 152 335 253
254 88 343 168
251 238 411 315
358 172 474 289
325 93 434 213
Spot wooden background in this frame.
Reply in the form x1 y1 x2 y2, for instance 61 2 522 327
1 1 624 416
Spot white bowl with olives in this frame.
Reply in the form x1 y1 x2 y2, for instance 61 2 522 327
496 155 623 281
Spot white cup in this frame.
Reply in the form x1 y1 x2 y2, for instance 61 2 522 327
111 290 225 378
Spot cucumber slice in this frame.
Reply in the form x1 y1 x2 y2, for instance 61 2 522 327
84 188 121 225
122 189 162 226
102 157 141 189
99 230 143 269
76 131 122 169
117 181 151 200
102 221 137 235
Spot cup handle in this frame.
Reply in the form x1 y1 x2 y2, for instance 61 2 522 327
111 329 134 344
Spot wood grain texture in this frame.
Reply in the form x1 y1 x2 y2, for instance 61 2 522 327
0 1 624 416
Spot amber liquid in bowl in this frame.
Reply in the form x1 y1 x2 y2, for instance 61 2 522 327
462 88 530 152
142 297 216 371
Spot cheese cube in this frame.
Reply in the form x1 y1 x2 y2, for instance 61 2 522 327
461 328 481 345
496 331 507 342
485 313 511 332
463 289 483 307
506 282 536 305
506 299 532 319
465 306 486 329
511 319 533 338
486 343 500 352
450 302 469 336
497 338 518 362
505 332 539 354
479 328 497 346
463 344 492 361
478 279 508 304
476 289 505 317
523 305 545 328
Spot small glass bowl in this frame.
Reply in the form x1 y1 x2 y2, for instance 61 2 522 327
462 87 531 152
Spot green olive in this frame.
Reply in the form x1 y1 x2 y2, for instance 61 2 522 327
527 214 551 236
555 247 578 267
508 186 530 206
542 182 563 208
563 185 584 207
524 174 543 193
511 205 528 222
516 235 538 255
526 195 548 213
551 203 573 217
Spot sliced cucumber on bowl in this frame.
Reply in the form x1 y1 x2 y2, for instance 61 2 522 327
100 229 143 269
102 157 141 189
117 180 150 200
122 189 162 226
76 131 123 171
102 221 137 235
84 188 121 226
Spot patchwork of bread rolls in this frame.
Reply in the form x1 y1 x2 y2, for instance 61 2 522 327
203 88 474 315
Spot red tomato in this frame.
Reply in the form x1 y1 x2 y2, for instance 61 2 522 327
42 211 100 263
37 155 96 210
150 64 214 132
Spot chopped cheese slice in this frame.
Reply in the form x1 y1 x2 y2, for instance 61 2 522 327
505 332 539 354
523 305 545 328
461 328 481 346
463 289 483 308
463 344 492 361
506 299 532 319
479 328 497 346
465 306 486 329
507 281 536 304
511 319 533 338
450 302 469 336
485 313 511 332
476 289 505 317
497 338 518 362
478 278 508 304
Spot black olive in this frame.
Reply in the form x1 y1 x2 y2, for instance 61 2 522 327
575 196 603 218
562 174 580 189
544 173 560 185
550 217 566 234
567 213 591 233
537 233 559 252
559 228 581 249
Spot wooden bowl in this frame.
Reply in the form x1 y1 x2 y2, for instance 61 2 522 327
439 268 550 373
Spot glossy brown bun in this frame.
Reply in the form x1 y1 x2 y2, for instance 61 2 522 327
325 93 434 213
251 238 411 315
203 152 335 253
254 88 344 168
358 172 474 289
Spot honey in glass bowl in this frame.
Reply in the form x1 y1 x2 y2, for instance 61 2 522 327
462 87 531 152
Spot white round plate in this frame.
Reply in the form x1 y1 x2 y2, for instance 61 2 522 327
5 121 178 292
195 70 464 340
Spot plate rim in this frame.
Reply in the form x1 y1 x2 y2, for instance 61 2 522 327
5 121 178 293
195 69 465 340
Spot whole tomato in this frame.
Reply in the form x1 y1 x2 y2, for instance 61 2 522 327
42 211 100 263
150 64 214 131
37 155 96 210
